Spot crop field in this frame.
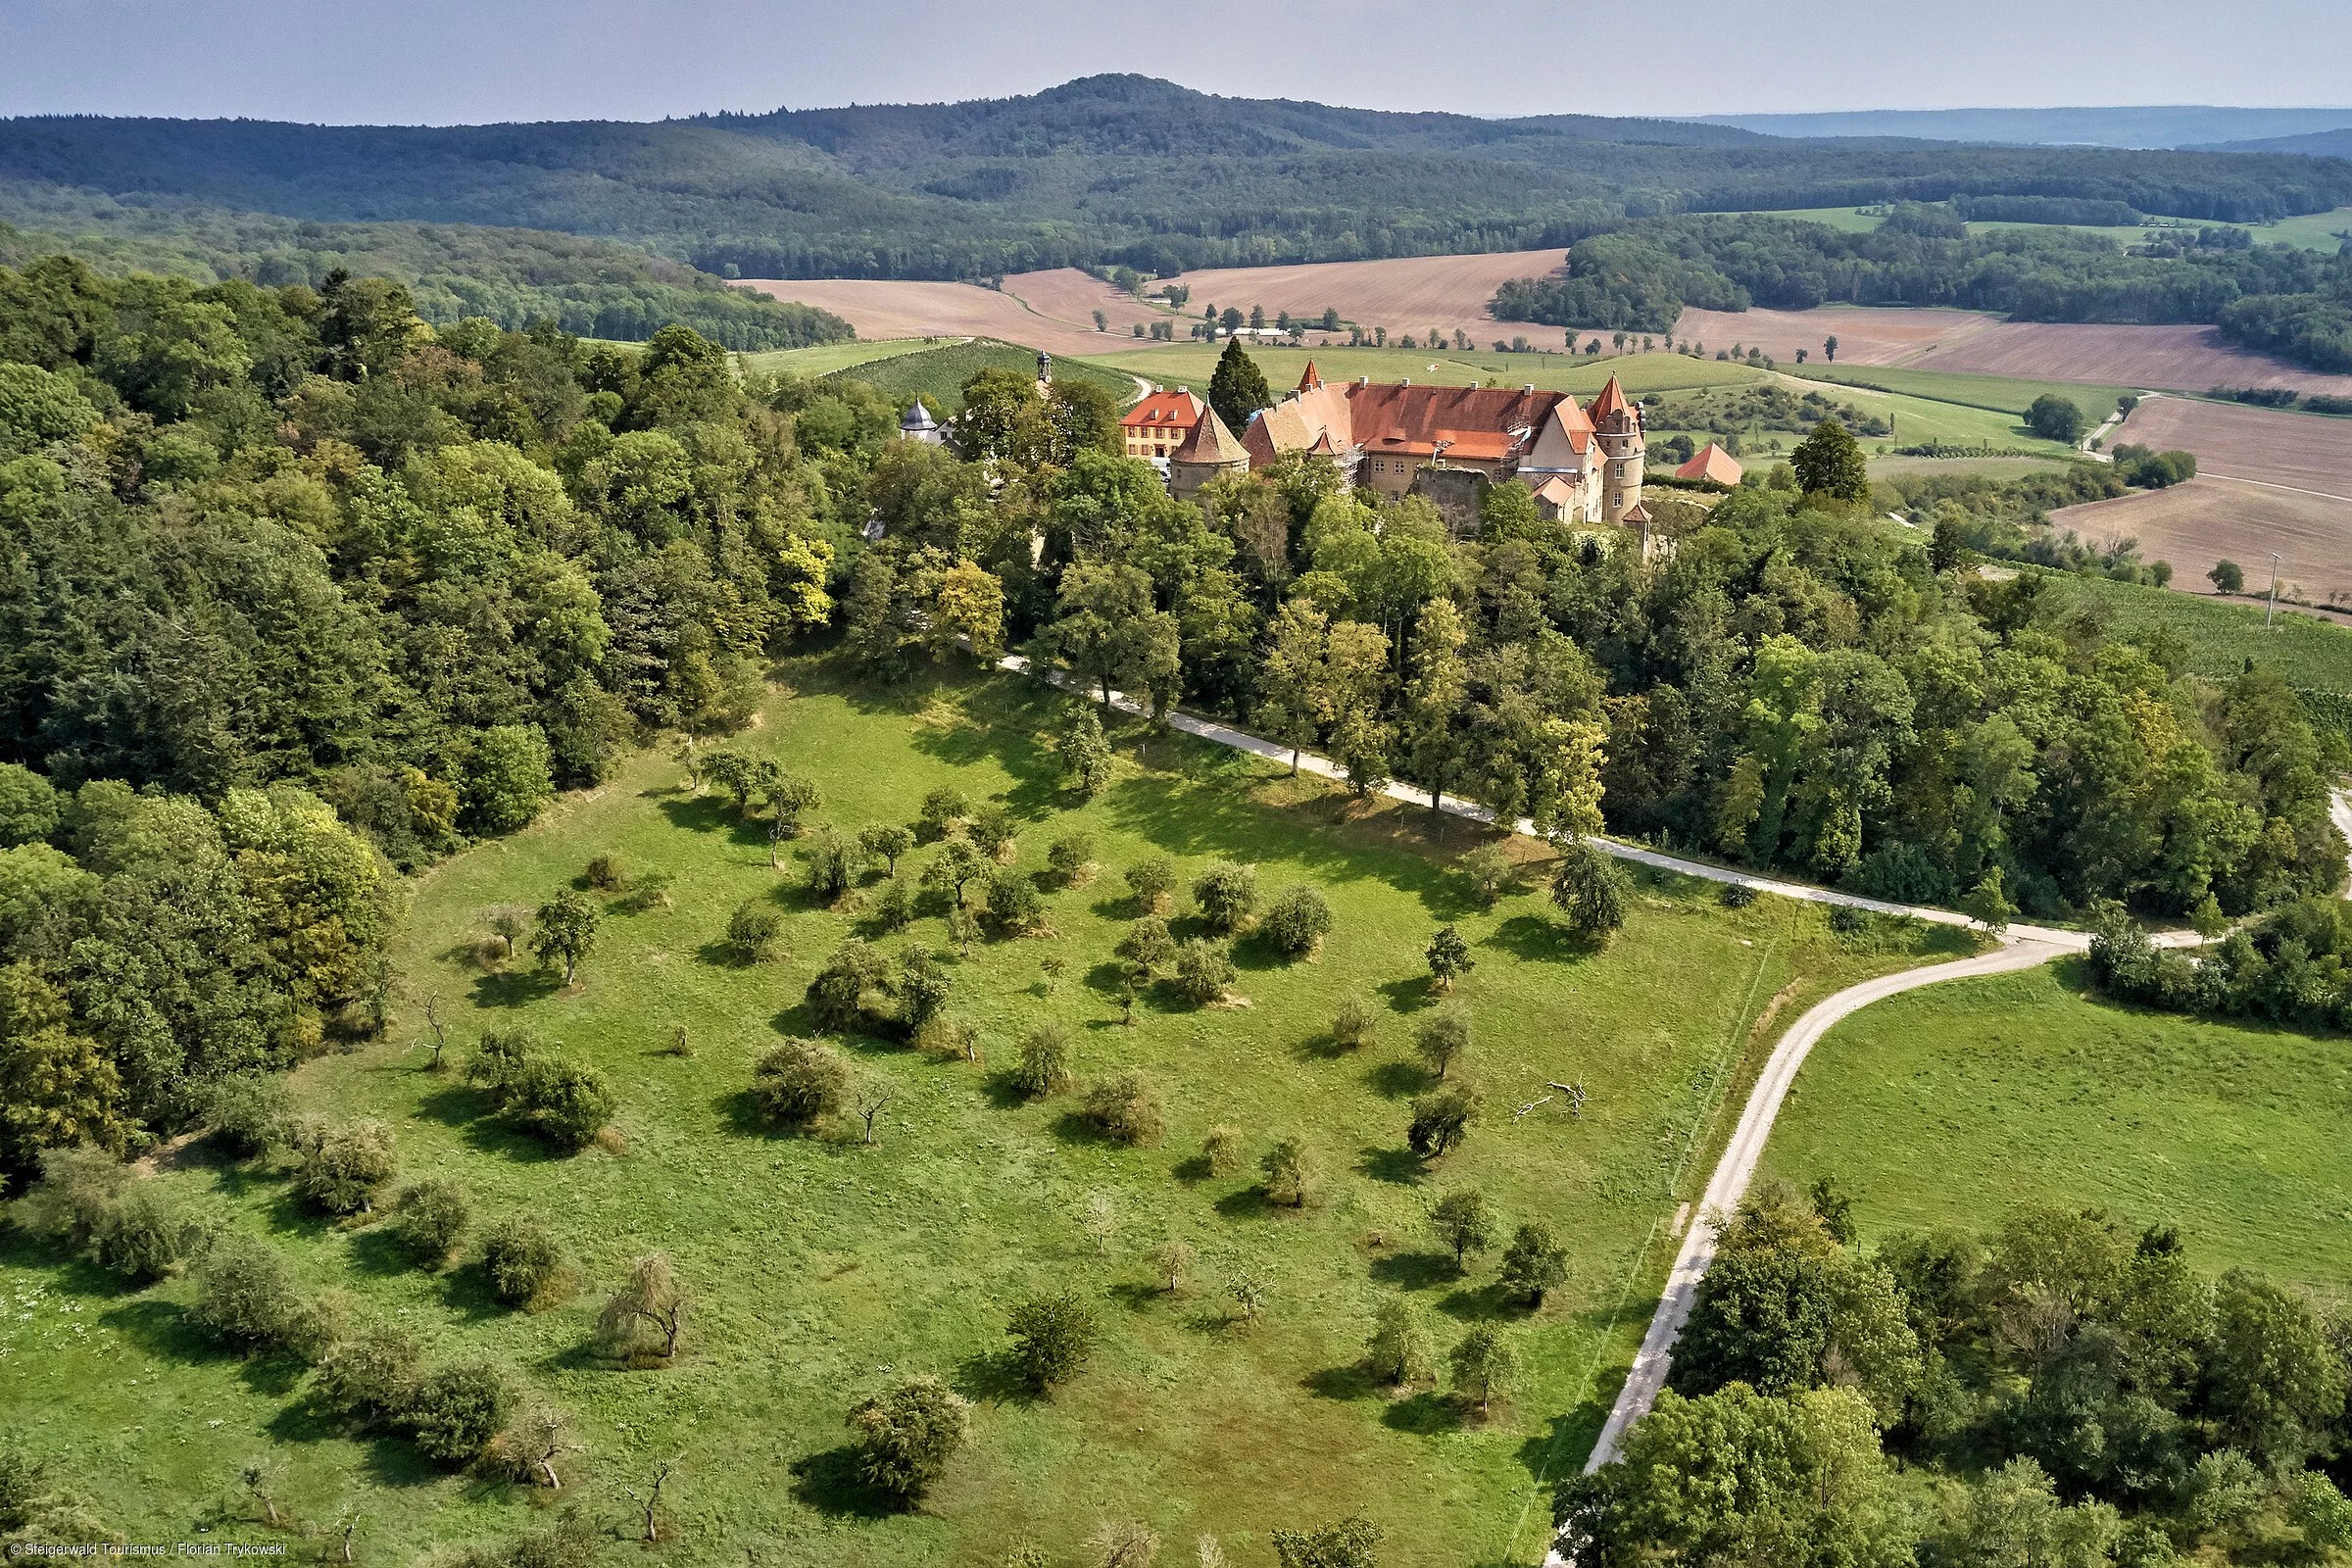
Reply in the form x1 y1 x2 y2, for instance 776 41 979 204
2049 569 2352 694
1906 321 2352 397
2110 395 2352 497
817 339 1140 415
1788 364 2134 425
1762 962 2352 1296
2053 476 2352 607
1163 250 1569 349
1668 305 2003 367
740 338 942 377
1089 345 1764 400
735 277 1132 357
0 660 1970 1565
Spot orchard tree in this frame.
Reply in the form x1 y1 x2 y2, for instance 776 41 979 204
1006 1293 1096 1392
1499 1222 1570 1306
1272 1516 1384 1568
1126 855 1176 911
1425 924 1474 991
1061 706 1115 799
531 890 601 984
1790 418 1870 504
1408 1084 1479 1159
1193 861 1257 934
921 839 988 908
1551 844 1629 943
858 822 915 876
1260 1135 1316 1206
598 1253 687 1365
1414 1008 1471 1080
1367 1298 1434 1386
1450 1323 1515 1416
1262 884 1334 959
1430 1188 1495 1270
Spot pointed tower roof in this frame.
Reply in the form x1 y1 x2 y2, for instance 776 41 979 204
1587 375 1629 420
1172 404 1248 466
1298 360 1323 392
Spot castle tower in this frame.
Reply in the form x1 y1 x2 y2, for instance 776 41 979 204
1587 375 1645 529
1036 350 1053 392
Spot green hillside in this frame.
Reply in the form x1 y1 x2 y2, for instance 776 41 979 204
823 340 1140 414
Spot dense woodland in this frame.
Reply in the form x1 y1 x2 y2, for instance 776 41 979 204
1490 209 2352 374
5 75 2349 281
1561 1184 2352 1567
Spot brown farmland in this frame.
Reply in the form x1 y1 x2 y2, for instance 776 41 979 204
2112 396 2352 497
1669 306 2002 366
2054 477 2352 606
1164 249 1570 345
736 271 1161 356
1907 322 2352 396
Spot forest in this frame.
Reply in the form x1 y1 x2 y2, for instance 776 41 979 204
1 245 2343 1194
1489 209 2352 373
1559 1182 2352 1567
5 74 2350 281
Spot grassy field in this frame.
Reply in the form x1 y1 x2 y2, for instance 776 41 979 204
1741 205 2352 254
821 339 1140 414
1789 364 2135 425
1763 961 2352 1296
0 659 1973 1565
2054 571 2352 693
742 338 943 376
1091 345 1770 399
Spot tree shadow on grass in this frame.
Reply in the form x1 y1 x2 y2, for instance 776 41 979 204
979 1072 1040 1111
1377 974 1440 1013
439 1260 511 1322
787 1445 903 1520
1364 1059 1429 1100
469 964 563 1008
1229 931 1294 973
1518 1408 1602 1488
1212 1187 1277 1220
1303 1363 1380 1401
1169 1153 1213 1184
416 1082 496 1128
346 1227 426 1278
1488 913 1594 963
953 1349 1044 1408
1381 1390 1462 1435
1368 1251 1457 1292
1438 1282 1514 1323
1357 1145 1424 1186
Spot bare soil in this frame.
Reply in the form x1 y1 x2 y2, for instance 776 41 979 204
2053 475 2352 605
1166 249 1571 346
1670 306 2004 365
1909 322 2352 396
2111 397 2352 497
735 274 1141 356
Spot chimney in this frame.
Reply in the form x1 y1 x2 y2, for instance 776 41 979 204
1400 378 1410 387
1176 385 1189 393
1523 384 1536 393
1357 375 1369 385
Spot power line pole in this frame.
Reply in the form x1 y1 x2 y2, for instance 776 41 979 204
2267 552 2282 628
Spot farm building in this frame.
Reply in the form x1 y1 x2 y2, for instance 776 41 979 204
1122 387 1207 461
1238 362 1646 527
1675 442 1743 486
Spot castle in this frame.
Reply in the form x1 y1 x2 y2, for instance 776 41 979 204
1209 363 1646 532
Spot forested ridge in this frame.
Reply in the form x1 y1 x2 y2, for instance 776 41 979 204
1490 208 2352 374
4 74 2348 281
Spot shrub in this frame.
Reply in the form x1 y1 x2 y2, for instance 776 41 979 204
481 1215 564 1309
1366 1299 1435 1387
727 900 784 962
582 853 627 891
894 944 953 1031
204 1075 290 1158
915 786 969 842
294 1120 399 1214
1409 1084 1480 1159
387 1177 471 1265
1202 1124 1244 1176
1114 914 1177 973
1828 903 1869 935
597 1253 688 1364
1330 997 1377 1051
914 1011 979 1060
804 825 857 903
1460 842 1515 906
1081 1069 1166 1146
192 1232 306 1350
1174 938 1235 1004
616 870 675 912
1012 1023 1074 1098
314 1322 424 1428
969 804 1019 862
1262 884 1333 959
848 1375 971 1501
982 866 1045 934
405 1362 511 1467
1550 843 1629 942
1499 1222 1569 1306
1718 880 1756 909
15 1146 127 1251
751 1038 852 1128
505 1057 615 1152
1271 1516 1385 1568
1260 1135 1316 1207
81 1184 209 1283
1125 855 1176 910
1005 1293 1096 1392
870 875 915 932
1046 831 1096 885
1192 861 1257 933
807 939 889 1031
1414 1008 1471 1080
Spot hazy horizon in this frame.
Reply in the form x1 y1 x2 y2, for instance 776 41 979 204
3 0 2348 127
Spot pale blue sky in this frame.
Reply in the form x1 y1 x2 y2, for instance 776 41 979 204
1 0 2346 124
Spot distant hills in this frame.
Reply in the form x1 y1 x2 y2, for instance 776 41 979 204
2192 128 2352 159
6 75 2352 282
1695 106 2352 151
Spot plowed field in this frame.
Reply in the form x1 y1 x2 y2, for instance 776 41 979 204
1908 322 2352 396
1165 248 1570 345
2054 476 2352 606
2112 396 2352 497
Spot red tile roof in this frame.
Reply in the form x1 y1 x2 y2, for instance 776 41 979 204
1121 389 1204 429
1675 443 1744 485
1587 376 1629 421
1298 361 1322 391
